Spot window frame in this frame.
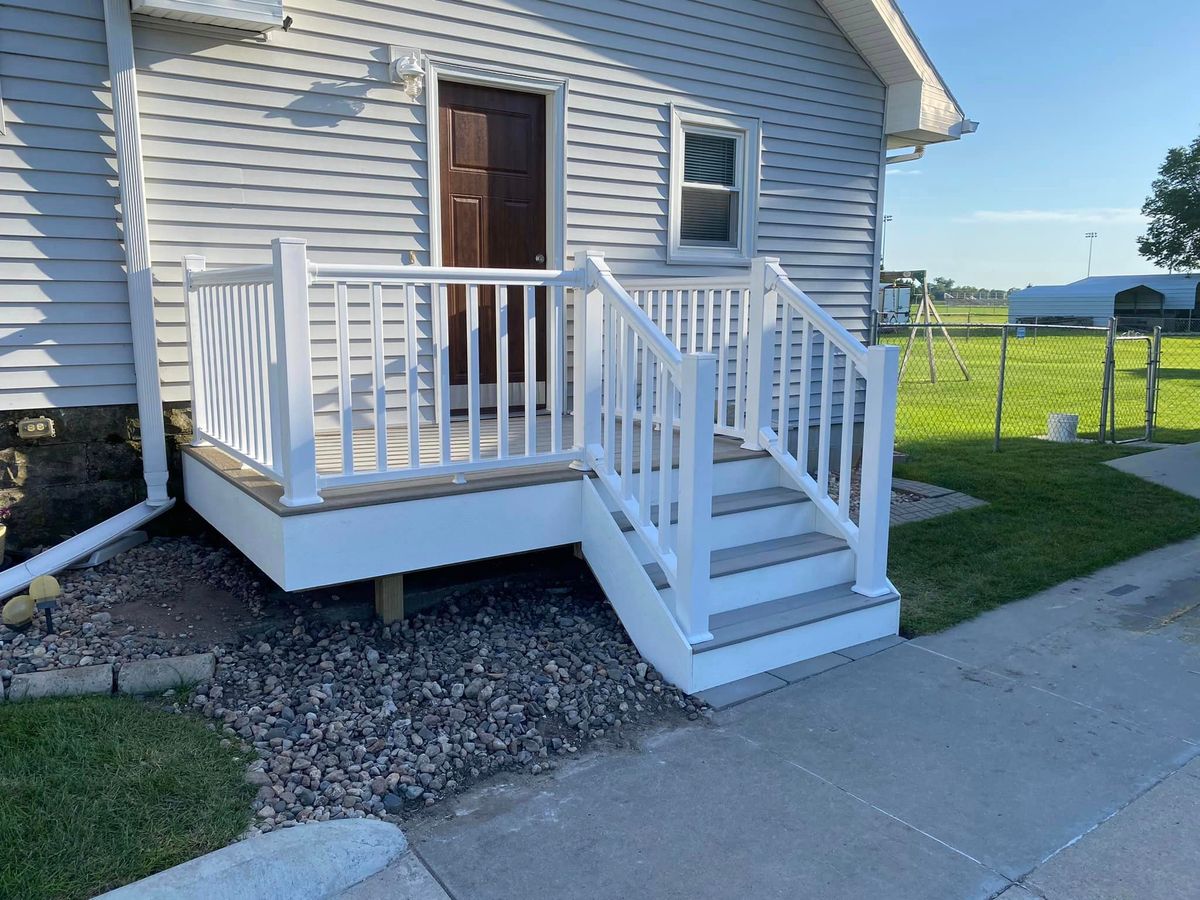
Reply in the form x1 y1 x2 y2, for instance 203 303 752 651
668 105 761 265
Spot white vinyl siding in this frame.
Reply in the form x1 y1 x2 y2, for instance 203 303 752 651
1 0 886 413
0 0 133 410
129 0 885 410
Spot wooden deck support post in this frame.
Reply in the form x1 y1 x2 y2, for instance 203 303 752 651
374 574 405 624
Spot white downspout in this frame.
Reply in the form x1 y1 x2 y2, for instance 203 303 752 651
104 0 170 505
0 2 175 600
885 145 926 166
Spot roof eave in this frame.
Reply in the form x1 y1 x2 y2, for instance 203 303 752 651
818 0 973 146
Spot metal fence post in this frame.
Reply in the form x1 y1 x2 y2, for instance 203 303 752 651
1097 317 1116 443
1147 326 1162 441
993 324 1008 451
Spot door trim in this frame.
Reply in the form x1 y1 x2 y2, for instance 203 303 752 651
425 60 568 271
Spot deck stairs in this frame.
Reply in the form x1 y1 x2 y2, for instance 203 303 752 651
581 449 899 693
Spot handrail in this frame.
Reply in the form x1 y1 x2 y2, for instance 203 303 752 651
767 262 869 367
578 253 714 644
591 268 684 377
308 263 584 288
187 264 276 288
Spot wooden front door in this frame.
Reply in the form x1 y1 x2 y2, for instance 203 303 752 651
439 81 547 411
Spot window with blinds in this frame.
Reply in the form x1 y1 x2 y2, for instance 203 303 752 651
680 131 739 245
669 108 759 264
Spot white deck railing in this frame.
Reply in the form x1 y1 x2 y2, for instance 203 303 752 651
575 252 716 643
183 240 896 615
743 258 899 598
185 239 580 505
624 277 751 439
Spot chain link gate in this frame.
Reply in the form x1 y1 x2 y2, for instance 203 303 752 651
872 316 1172 448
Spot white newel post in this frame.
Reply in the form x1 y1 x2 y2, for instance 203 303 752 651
270 238 323 507
572 250 605 467
742 256 779 450
675 352 717 643
182 255 207 447
853 342 899 597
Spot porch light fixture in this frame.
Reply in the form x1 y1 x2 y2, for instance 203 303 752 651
390 47 426 101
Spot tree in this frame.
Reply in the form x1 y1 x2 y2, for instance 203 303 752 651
928 276 955 301
1139 132 1200 272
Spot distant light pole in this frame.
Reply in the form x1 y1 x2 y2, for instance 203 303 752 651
881 214 894 269
1085 231 1098 277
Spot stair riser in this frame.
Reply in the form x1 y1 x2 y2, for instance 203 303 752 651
706 548 856 613
690 599 901 693
626 456 778 498
620 503 818 564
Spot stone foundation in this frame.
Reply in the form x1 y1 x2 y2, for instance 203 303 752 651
0 403 193 552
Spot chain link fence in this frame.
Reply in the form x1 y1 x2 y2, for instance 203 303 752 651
872 318 1200 448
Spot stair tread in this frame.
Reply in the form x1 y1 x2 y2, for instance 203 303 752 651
613 486 809 532
645 531 850 590
695 582 899 652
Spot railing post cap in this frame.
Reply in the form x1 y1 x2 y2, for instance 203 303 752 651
274 236 308 247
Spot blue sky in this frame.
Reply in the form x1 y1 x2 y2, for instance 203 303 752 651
885 0 1200 289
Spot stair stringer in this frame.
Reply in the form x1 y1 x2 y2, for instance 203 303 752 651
580 477 696 693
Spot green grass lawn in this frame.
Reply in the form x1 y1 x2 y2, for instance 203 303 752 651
889 439 1200 636
879 330 1200 444
0 696 253 900
911 303 1008 323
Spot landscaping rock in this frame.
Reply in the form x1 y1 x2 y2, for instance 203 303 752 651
7 663 113 701
0 536 709 832
117 652 216 695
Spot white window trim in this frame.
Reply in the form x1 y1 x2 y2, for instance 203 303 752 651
668 105 761 266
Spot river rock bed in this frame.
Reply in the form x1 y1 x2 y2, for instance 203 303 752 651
0 537 708 832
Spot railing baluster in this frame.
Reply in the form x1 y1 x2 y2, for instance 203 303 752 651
244 284 263 461
638 341 654 525
524 284 537 456
718 289 731 430
603 299 616 474
620 319 636 500
495 283 509 459
550 284 565 453
672 288 682 351
215 285 230 447
402 282 420 471
657 365 673 554
335 281 354 474
817 336 834 494
370 283 388 472
236 284 254 457
689 289 700 355
256 284 274 469
778 302 793 452
436 283 451 465
797 319 813 472
467 283 481 462
838 357 856 520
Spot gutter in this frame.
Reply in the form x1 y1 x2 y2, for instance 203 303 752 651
886 145 925 166
0 1 174 600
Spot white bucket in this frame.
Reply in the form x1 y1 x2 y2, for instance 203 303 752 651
1047 413 1079 443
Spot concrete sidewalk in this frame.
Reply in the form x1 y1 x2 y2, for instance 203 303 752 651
410 537 1200 899
1106 440 1200 499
